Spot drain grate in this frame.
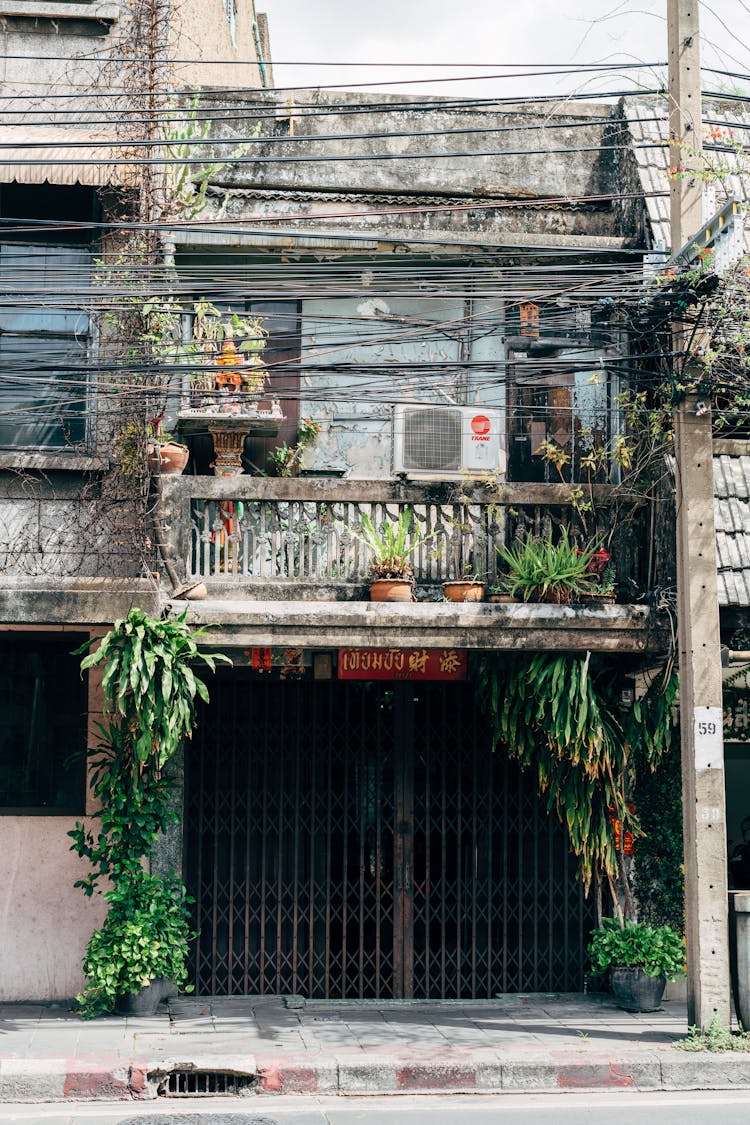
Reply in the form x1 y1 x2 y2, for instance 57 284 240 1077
160 1069 256 1097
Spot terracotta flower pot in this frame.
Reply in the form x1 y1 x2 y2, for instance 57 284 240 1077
148 441 189 475
370 578 414 602
443 581 485 602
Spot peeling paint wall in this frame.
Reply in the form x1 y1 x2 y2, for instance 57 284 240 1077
300 295 505 479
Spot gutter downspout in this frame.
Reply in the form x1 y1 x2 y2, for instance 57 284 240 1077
252 20 269 88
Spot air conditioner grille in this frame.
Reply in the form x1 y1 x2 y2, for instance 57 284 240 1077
402 407 461 470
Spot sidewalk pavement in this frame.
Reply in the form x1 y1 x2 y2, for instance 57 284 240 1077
1 992 749 1103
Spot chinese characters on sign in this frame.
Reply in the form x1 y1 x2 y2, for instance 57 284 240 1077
608 803 635 856
247 647 306 678
519 301 540 338
338 648 467 681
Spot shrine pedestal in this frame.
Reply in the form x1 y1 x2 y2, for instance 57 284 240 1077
178 403 284 477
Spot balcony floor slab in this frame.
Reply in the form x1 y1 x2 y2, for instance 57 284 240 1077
175 598 664 653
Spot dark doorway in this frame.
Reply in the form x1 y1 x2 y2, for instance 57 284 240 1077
185 678 595 997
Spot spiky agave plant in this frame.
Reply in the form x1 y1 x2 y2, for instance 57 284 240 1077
350 508 429 581
497 527 601 604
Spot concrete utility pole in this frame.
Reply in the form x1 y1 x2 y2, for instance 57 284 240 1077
668 0 730 1028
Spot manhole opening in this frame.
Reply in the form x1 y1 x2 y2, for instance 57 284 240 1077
160 1070 256 1097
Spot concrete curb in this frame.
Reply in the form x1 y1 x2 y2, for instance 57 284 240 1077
3 1049 750 1101
254 1052 667 1095
0 1057 148 1102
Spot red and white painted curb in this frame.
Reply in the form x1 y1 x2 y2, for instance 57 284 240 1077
2 1049 750 1101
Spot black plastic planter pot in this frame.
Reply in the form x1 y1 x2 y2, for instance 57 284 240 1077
610 967 666 1012
115 978 170 1016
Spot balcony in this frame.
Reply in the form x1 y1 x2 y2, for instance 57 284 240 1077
158 477 665 653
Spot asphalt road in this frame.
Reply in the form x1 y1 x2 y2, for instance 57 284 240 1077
3 1091 750 1125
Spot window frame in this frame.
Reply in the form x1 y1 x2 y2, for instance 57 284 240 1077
0 239 95 455
0 632 89 816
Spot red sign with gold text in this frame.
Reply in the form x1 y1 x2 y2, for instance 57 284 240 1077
609 803 635 856
338 648 467 681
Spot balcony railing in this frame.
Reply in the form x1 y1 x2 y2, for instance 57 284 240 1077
158 477 649 599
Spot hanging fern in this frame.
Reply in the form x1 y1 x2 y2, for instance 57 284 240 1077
477 653 677 910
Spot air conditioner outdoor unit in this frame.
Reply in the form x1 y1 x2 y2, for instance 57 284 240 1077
392 404 506 480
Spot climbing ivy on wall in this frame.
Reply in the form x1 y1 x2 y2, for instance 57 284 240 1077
477 653 678 920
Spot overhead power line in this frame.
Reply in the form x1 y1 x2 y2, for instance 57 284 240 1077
0 86 666 106
0 54 664 69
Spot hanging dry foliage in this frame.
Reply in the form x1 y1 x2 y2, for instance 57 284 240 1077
477 653 677 907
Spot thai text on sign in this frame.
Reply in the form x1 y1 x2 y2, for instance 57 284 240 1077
338 648 467 681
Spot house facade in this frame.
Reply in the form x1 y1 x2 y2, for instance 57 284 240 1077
0 0 272 1000
0 85 676 1001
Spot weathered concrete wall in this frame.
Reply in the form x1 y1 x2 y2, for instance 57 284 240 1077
0 472 144 579
0 0 267 110
173 0 267 91
298 295 505 478
201 91 625 244
213 187 620 245
0 817 108 1000
0 3 119 111
0 578 159 624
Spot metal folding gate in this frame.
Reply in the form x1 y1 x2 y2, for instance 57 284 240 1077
185 677 596 997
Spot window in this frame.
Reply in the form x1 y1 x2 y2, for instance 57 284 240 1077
0 243 92 449
0 634 87 813
0 184 97 451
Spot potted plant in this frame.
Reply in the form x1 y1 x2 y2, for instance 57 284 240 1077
80 868 193 1016
496 528 601 605
69 610 230 1017
487 586 515 604
349 508 430 602
267 418 321 477
583 565 617 606
443 566 486 602
587 918 685 1012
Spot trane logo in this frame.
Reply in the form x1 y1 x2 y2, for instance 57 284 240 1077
470 414 491 442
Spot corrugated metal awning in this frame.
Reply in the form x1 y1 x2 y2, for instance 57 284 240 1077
0 129 137 187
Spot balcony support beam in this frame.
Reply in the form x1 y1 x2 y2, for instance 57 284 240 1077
176 599 665 655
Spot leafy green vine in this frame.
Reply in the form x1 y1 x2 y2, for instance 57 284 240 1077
268 417 321 476
69 609 230 1015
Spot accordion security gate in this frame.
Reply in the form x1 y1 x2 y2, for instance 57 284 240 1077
185 678 595 998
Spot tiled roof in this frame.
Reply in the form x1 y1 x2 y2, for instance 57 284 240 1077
625 100 750 605
623 97 750 252
714 454 750 605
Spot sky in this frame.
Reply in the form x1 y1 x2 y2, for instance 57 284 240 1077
257 0 750 101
